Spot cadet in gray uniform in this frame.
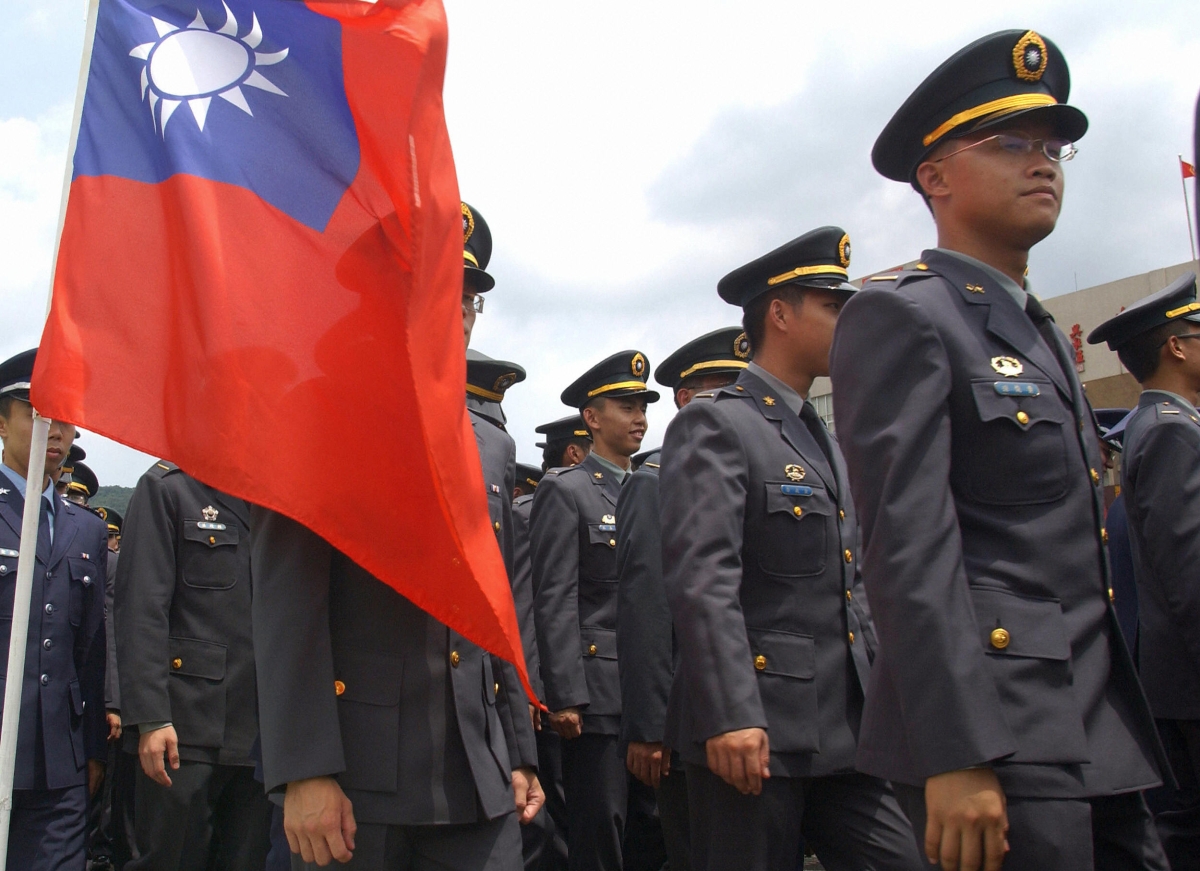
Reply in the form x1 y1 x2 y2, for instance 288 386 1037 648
829 30 1168 871
658 230 920 871
615 326 748 871
251 202 537 871
116 462 270 871
1090 272 1200 869
531 353 659 871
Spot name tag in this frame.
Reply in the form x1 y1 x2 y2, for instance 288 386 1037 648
994 382 1040 397
780 485 814 497
196 522 227 531
0 548 17 558
597 524 616 532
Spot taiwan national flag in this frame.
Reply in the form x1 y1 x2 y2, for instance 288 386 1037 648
33 0 535 698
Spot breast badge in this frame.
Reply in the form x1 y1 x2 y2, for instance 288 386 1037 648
990 356 1024 377
784 464 806 482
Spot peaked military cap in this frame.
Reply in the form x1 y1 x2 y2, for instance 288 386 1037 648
873 29 1088 185
516 463 543 490
655 327 750 389
718 227 857 307
68 461 99 499
534 414 592 449
0 348 37 403
461 201 495 292
466 349 526 402
95 506 123 535
60 443 87 476
1088 272 1200 350
560 350 661 408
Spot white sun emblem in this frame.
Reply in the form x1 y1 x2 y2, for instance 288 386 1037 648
129 2 289 136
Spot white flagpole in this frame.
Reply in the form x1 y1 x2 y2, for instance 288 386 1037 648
0 0 100 861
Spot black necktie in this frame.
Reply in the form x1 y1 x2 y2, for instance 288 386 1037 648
1025 294 1074 386
799 401 835 469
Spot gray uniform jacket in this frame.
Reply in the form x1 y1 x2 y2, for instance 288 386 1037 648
531 452 623 734
659 371 875 778
512 494 543 700
614 450 674 748
829 249 1166 797
471 409 538 769
115 462 258 766
1121 390 1200 720
105 549 119 711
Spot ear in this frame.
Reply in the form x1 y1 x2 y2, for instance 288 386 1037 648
581 403 602 430
767 296 794 334
915 159 951 201
675 387 690 409
1166 335 1189 362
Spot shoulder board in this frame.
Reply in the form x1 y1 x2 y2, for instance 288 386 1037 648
642 462 660 469
550 463 586 477
1155 401 1200 424
514 493 535 505
147 459 180 478
862 263 940 291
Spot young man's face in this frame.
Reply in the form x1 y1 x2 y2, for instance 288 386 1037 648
584 396 648 458
783 289 847 379
921 120 1065 250
108 532 120 553
0 400 77 482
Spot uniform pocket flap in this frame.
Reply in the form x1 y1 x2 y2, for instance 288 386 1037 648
332 649 403 707
183 521 240 548
970 380 1064 429
588 524 618 548
169 636 227 680
68 678 85 716
580 626 617 660
764 482 831 519
747 628 816 679
67 557 99 587
969 585 1070 661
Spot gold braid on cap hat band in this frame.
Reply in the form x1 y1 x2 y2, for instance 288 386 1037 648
466 383 505 402
767 265 848 287
1166 302 1200 319
923 93 1059 147
679 360 749 380
463 251 480 267
586 380 649 398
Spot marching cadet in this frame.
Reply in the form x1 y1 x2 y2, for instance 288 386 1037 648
829 30 1169 871
0 348 108 870
66 460 99 506
116 462 270 870
514 464 542 499
616 326 748 871
531 352 659 871
251 203 540 871
468 349 524 431
1089 272 1200 869
658 230 921 871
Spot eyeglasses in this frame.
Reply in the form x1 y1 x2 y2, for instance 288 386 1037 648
462 294 484 314
1159 332 1200 349
934 133 1077 164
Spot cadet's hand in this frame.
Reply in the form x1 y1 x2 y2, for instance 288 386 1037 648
924 768 1009 871
530 703 541 733
512 767 545 824
106 711 122 742
138 725 180 787
284 776 357 866
549 707 582 739
87 759 105 797
706 727 770 795
626 741 666 789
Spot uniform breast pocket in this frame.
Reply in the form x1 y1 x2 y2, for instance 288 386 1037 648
580 626 620 716
747 627 819 754
167 636 228 748
956 380 1070 506
969 584 1088 764
67 557 99 627
756 483 831 578
584 523 618 580
181 521 239 590
332 648 403 794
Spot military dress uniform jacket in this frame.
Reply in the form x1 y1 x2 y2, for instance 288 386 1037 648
531 453 624 735
614 450 674 748
512 494 543 701
658 371 874 778
115 463 258 765
828 249 1166 797
1121 391 1200 720
0 484 107 789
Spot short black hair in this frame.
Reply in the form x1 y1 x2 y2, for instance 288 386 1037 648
0 395 15 420
742 285 808 357
542 438 590 471
1117 320 1195 383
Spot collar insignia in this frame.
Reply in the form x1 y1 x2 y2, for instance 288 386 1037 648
763 396 776 406
991 356 1024 377
201 505 219 521
785 464 806 482
966 283 985 294
593 472 603 479
0 489 8 496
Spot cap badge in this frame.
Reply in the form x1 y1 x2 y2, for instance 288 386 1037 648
838 234 852 269
785 464 806 482
493 373 517 393
96 507 108 520
991 356 1024 377
630 353 647 378
734 332 751 360
461 202 475 244
201 505 219 521
1012 31 1047 82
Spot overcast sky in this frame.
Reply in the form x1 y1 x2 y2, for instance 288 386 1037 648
2 0 1199 486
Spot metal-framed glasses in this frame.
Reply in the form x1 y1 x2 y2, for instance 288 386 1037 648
1159 332 1200 349
934 133 1077 163
463 293 485 314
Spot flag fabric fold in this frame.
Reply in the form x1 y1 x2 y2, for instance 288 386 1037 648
1183 157 1196 180
32 0 536 700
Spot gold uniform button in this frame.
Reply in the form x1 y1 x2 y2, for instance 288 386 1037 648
846 590 852 601
208 535 216 545
1016 411 1029 425
839 509 845 520
1090 468 1100 484
1101 529 1109 544
588 644 598 657
171 658 183 670
754 655 767 671
609 539 616 548
990 628 1010 650
450 650 461 668
848 631 855 644
495 682 500 696
792 506 803 517
1108 587 1115 602
334 680 345 696
844 549 853 564
493 521 501 532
